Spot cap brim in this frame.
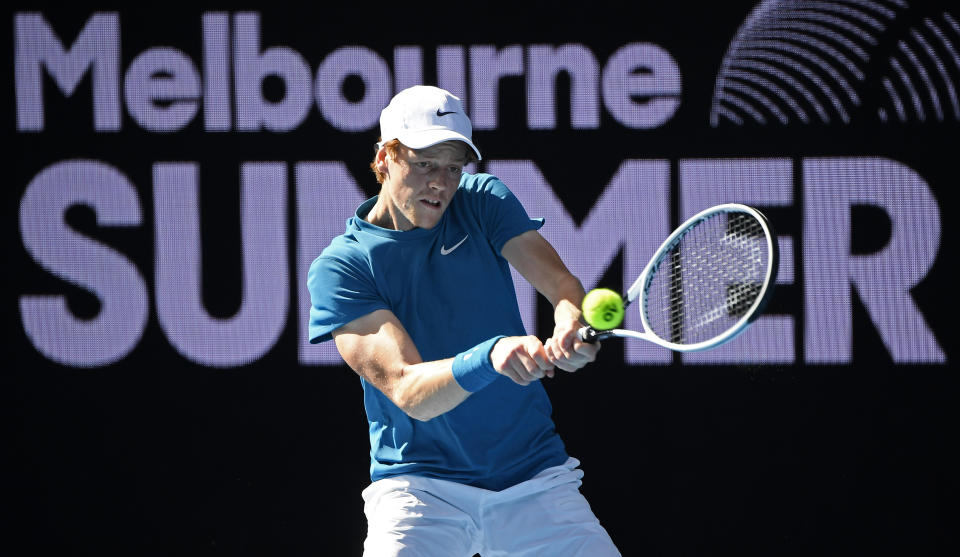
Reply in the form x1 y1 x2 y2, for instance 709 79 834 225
395 128 482 161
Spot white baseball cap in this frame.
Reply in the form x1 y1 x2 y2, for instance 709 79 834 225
377 85 482 160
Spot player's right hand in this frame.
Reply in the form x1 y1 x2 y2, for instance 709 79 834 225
489 335 555 386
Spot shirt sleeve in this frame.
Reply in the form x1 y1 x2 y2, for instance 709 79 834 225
307 252 388 344
475 175 544 253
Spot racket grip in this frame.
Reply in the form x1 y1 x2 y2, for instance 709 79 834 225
578 326 600 343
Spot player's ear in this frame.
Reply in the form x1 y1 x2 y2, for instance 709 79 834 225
375 146 390 176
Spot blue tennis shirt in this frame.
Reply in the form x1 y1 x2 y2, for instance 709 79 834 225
307 173 569 490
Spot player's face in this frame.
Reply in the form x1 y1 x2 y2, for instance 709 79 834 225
375 141 468 230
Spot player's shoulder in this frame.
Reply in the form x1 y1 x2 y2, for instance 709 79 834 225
310 225 370 273
457 172 513 198
308 239 376 296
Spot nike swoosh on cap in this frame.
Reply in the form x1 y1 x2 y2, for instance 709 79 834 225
436 109 456 116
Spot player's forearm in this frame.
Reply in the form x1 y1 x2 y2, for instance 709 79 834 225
548 274 587 325
394 359 470 422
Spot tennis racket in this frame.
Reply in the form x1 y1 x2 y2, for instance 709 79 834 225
580 203 778 352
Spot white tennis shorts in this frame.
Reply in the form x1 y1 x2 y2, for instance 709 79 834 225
361 457 620 556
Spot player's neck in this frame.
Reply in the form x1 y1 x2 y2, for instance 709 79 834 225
365 195 414 231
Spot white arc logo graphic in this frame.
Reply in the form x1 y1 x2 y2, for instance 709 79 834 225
440 235 469 255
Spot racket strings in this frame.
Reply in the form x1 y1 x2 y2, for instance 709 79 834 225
645 212 769 345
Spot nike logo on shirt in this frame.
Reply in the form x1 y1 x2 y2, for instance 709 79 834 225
440 235 469 255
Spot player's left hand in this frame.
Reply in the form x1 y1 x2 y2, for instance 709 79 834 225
545 317 599 372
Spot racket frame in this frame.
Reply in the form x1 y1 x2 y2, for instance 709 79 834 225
580 203 778 352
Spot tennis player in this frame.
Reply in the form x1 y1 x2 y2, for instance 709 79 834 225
307 85 620 556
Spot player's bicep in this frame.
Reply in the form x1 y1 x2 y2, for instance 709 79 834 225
332 309 423 399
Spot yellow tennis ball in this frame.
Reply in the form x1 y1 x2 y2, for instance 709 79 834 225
582 288 624 330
